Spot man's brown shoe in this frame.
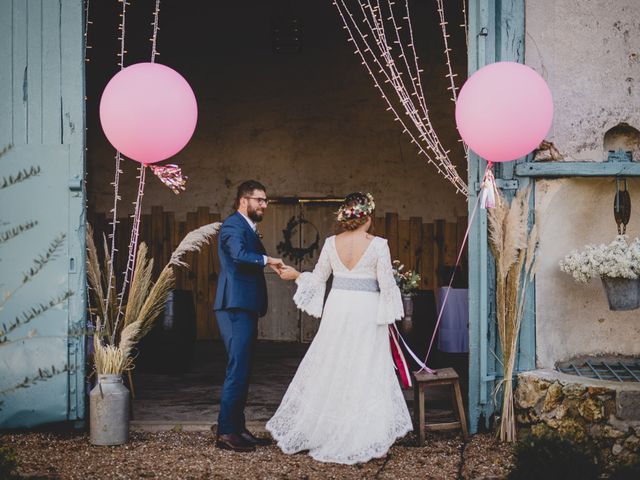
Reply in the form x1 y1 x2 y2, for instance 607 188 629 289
240 429 273 446
215 433 256 452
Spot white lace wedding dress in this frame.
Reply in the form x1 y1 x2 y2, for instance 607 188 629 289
266 236 413 464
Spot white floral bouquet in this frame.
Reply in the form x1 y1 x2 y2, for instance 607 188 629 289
392 260 421 295
559 235 640 284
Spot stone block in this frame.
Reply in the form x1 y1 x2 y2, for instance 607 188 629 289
562 383 587 398
515 377 547 409
542 382 564 412
617 391 640 420
624 435 640 452
578 397 605 422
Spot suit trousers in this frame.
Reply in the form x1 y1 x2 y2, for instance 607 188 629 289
216 308 258 434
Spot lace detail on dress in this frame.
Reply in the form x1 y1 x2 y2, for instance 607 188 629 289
375 240 405 325
268 235 413 465
292 239 332 318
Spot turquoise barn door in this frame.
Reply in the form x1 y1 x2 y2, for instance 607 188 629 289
467 0 533 433
0 0 86 427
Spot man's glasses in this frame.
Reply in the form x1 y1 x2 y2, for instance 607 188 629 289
245 196 269 206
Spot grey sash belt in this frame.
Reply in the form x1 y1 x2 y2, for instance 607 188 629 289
332 277 380 292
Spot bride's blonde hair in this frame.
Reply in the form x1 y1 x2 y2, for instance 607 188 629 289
336 192 376 231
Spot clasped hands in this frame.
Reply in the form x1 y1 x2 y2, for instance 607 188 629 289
266 257 300 281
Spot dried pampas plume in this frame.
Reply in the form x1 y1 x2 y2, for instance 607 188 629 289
87 221 221 375
170 222 222 268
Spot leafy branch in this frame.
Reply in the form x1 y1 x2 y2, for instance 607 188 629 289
21 234 66 283
0 165 41 190
0 234 67 309
0 220 39 246
0 364 72 397
0 291 73 344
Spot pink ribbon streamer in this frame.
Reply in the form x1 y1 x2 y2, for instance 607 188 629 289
419 192 483 374
149 164 187 194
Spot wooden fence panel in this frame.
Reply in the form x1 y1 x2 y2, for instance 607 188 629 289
92 207 468 340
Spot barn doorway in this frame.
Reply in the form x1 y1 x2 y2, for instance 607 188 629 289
85 0 469 429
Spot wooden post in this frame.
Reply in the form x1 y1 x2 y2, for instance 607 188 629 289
209 212 222 339
385 213 399 261
196 207 212 339
150 206 164 278
186 211 200 335
398 219 411 271
409 217 423 274
421 223 435 291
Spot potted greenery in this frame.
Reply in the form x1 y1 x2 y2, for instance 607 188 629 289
560 235 640 311
86 222 220 445
392 260 421 334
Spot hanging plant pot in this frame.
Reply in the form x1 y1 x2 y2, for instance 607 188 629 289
90 374 130 445
600 276 640 311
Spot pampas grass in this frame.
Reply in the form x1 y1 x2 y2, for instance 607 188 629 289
488 186 540 443
87 222 221 375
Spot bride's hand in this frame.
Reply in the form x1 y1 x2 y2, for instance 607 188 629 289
278 265 300 281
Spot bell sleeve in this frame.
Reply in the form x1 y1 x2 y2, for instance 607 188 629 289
376 239 405 325
293 239 333 318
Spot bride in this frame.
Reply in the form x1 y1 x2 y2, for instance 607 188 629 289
266 192 412 464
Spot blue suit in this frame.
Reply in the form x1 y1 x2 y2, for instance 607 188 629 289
214 211 268 434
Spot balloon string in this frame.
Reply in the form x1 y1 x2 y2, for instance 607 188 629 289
420 192 481 372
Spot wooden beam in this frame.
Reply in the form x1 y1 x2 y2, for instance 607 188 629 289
516 161 640 177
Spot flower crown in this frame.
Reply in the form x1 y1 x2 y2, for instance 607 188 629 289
336 193 376 222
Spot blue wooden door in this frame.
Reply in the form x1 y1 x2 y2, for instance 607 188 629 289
467 0 533 433
0 0 86 427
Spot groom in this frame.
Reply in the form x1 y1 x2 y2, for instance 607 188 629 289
214 180 284 452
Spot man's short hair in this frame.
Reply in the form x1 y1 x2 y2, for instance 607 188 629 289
235 180 267 208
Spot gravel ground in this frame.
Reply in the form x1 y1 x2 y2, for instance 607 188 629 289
2 430 514 480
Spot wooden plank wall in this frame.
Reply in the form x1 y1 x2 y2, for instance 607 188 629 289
89 208 468 340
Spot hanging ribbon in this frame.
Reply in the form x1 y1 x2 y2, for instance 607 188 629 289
479 161 499 209
149 164 188 194
389 324 412 388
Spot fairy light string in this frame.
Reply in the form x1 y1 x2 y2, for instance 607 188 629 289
333 0 469 196
334 1 455 187
105 0 129 334
113 0 164 340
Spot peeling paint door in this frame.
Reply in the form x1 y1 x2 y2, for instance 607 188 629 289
0 0 86 427
467 0 532 434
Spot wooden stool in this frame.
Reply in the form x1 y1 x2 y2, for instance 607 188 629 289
412 367 468 445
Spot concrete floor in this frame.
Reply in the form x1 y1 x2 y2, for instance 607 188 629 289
130 340 467 431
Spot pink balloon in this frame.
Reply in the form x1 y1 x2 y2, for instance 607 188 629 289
455 62 553 163
99 63 197 164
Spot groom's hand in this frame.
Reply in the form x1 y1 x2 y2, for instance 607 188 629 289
267 257 285 271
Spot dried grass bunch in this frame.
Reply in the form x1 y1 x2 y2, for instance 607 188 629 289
87 222 221 375
487 187 539 442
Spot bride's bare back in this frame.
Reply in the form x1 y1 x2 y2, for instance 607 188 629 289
334 231 375 271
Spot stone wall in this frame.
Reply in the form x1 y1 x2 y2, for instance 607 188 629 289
516 370 640 471
525 0 640 368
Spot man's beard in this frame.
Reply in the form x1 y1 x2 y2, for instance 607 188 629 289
247 205 263 223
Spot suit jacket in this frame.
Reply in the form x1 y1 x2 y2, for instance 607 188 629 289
214 211 268 317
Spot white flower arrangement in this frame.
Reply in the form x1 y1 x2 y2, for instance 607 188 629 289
559 235 640 284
